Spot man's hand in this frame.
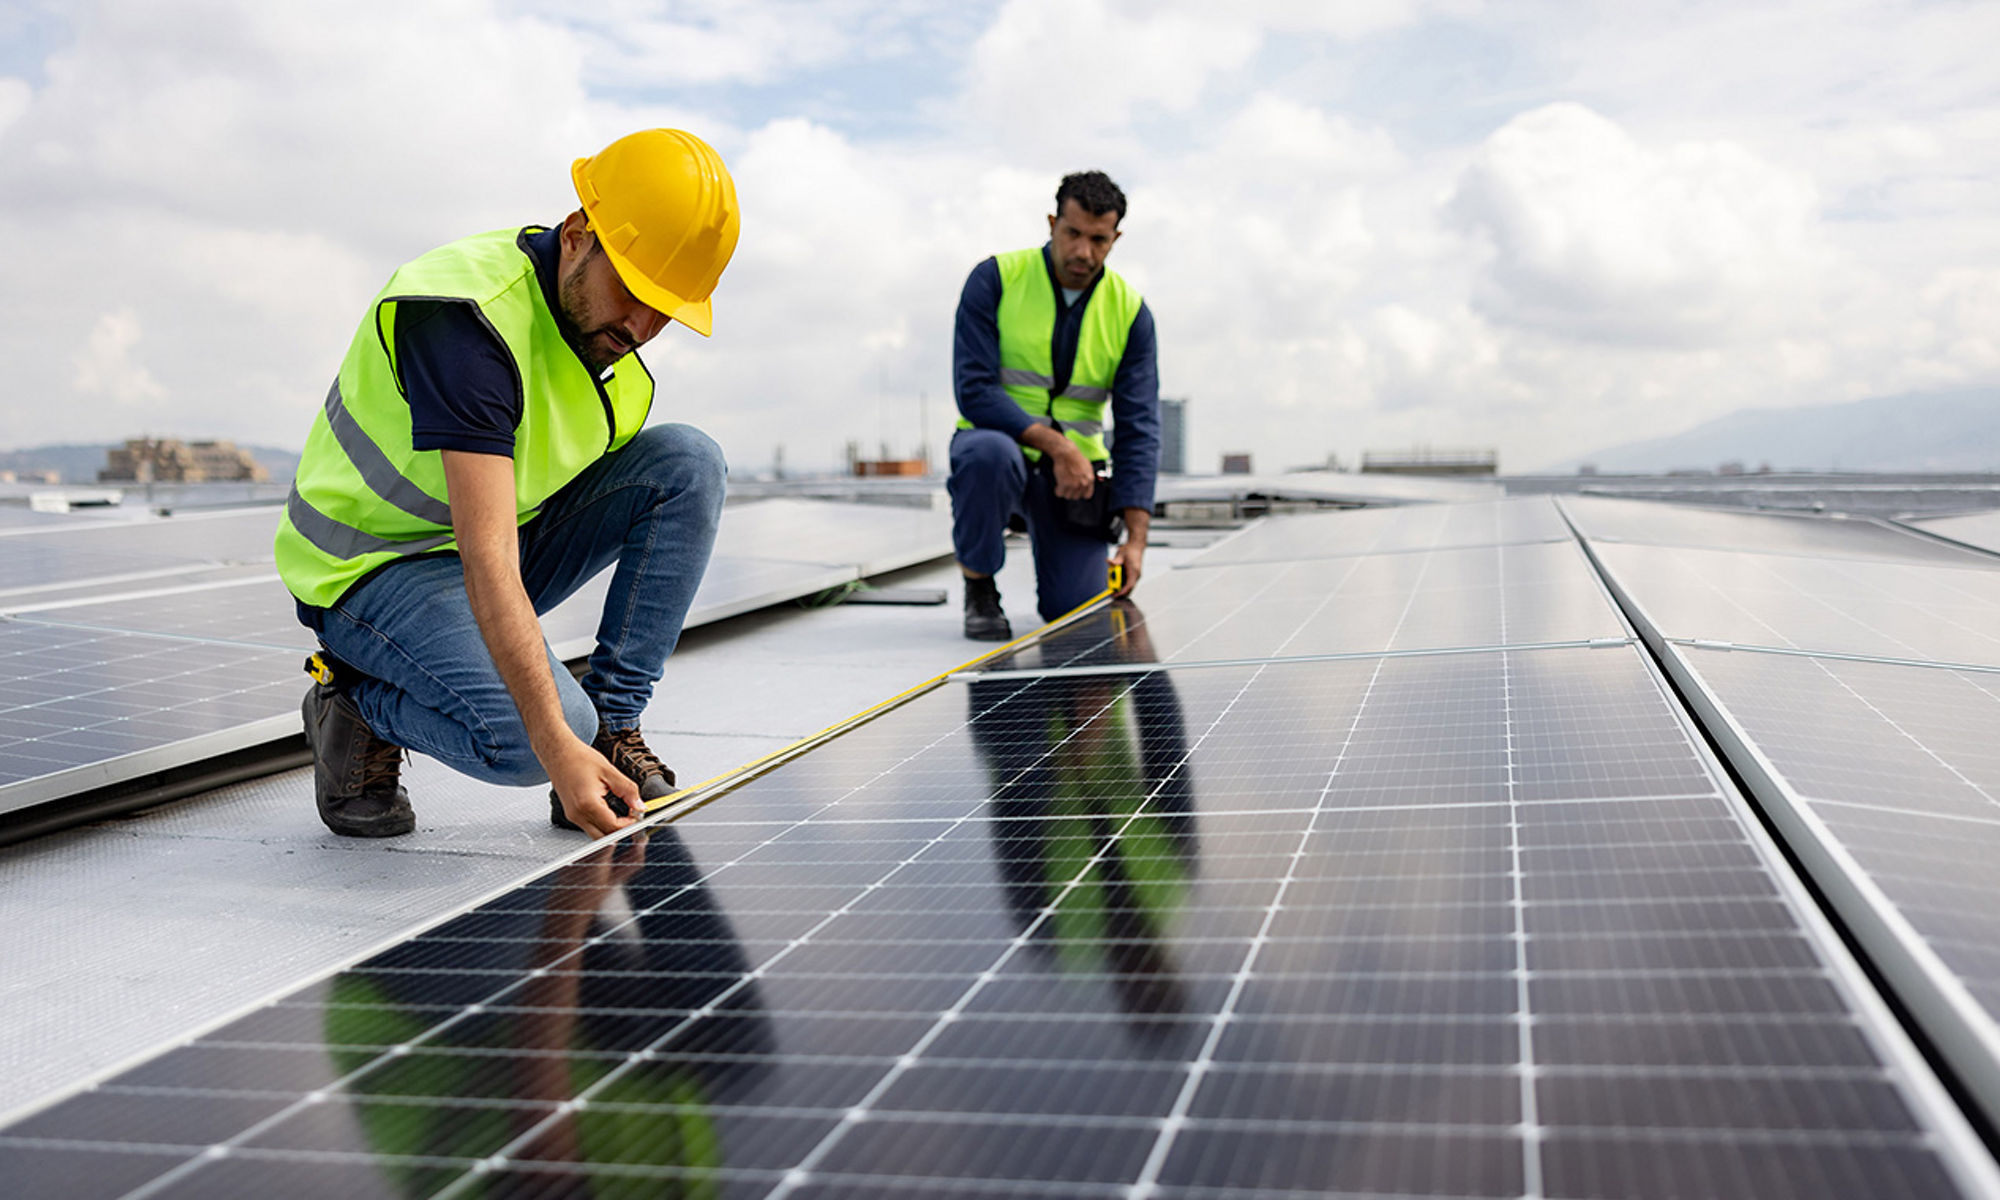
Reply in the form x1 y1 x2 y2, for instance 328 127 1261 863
1113 506 1150 596
1021 425 1095 499
547 737 642 839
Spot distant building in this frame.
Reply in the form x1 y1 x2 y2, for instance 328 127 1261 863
1359 448 1498 477
1220 452 1253 475
852 458 927 477
100 438 269 483
845 439 929 477
1158 397 1188 475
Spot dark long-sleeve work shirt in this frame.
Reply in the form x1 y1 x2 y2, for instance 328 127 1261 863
952 244 1160 515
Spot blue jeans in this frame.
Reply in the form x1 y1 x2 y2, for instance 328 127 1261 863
948 427 1109 622
314 424 727 787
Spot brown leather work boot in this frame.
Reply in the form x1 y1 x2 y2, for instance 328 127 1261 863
302 682 414 837
550 725 677 831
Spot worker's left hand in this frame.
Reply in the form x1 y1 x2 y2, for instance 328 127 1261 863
549 740 642 838
1111 540 1144 596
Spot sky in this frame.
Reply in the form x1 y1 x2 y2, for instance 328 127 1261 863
0 0 1995 475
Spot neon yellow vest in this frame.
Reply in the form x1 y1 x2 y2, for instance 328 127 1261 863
957 247 1142 462
275 229 654 608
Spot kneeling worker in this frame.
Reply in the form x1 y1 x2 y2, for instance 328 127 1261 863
274 129 740 839
949 170 1159 640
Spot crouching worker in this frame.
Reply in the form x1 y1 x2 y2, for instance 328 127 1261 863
274 129 740 839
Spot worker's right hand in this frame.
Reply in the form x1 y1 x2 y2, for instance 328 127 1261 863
548 740 641 838
1050 442 1096 500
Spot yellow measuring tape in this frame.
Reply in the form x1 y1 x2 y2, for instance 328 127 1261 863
641 565 1122 816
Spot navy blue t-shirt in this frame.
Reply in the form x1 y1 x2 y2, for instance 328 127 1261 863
397 226 567 456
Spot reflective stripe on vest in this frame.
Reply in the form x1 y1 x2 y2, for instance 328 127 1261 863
957 247 1141 463
275 228 655 608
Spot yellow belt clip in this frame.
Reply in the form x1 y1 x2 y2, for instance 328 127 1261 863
304 651 336 686
1106 561 1124 593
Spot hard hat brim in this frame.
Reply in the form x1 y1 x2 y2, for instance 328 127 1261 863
599 239 715 338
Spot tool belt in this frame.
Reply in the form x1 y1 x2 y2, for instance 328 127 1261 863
1035 454 1124 544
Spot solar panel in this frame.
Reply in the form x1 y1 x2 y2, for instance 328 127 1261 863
1910 509 2000 557
10 577 311 652
0 622 303 811
1155 469 1502 507
708 497 953 573
1189 496 1570 565
985 538 1626 674
1646 645 2000 1125
1591 542 2000 668
0 509 285 584
1563 495 1991 565
5 642 1990 1196
1574 495 2000 1132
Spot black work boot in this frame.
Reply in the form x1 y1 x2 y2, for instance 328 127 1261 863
551 725 678 831
962 574 1012 641
302 682 414 837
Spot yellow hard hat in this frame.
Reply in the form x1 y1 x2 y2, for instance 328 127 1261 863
571 129 740 337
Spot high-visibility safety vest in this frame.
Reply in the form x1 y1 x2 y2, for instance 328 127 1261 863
958 246 1142 463
275 228 654 608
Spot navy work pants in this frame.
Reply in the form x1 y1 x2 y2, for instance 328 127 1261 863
948 427 1109 623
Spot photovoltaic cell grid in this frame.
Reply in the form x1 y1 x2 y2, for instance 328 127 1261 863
1591 542 2000 669
1672 650 2000 995
0 621 302 789
1189 496 1571 566
983 537 1626 675
1910 508 2000 557
1572 495 2000 1132
0 499 952 811
4 644 1991 1197
1562 495 1993 567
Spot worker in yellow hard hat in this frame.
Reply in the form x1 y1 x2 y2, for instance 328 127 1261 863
275 129 741 841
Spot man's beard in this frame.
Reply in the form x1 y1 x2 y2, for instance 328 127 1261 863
556 262 629 374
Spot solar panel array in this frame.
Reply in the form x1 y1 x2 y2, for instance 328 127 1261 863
1907 508 2000 558
7 495 1994 1198
0 499 951 815
1569 494 2000 1131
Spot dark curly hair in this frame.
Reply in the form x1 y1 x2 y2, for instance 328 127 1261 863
1055 171 1127 225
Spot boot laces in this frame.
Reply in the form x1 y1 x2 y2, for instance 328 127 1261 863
359 734 405 792
601 728 666 781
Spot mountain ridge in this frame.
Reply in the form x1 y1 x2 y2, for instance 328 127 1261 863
1550 387 2000 474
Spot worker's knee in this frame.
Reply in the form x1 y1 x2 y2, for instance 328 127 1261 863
628 423 727 518
951 428 1025 488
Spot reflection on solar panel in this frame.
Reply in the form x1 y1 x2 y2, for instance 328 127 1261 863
1592 542 2000 668
6 496 1993 1198
0 499 951 815
1190 496 1569 564
984 539 1624 674
1564 494 1993 565
1910 509 2000 557
1573 493 2000 1133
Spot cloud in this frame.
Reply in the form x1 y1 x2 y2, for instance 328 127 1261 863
72 308 166 407
0 78 27 136
962 0 1262 149
521 0 977 88
0 0 1995 479
1448 102 1829 346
